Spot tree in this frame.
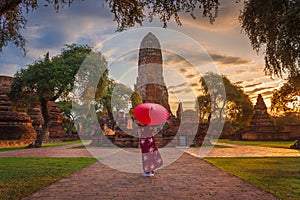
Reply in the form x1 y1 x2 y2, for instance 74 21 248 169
0 0 219 53
56 100 76 134
271 72 300 114
95 80 133 129
222 75 253 126
106 0 219 31
196 72 226 123
196 72 253 131
8 44 107 147
239 0 300 76
1 0 299 76
130 90 143 117
94 78 115 124
110 82 133 113
0 0 73 54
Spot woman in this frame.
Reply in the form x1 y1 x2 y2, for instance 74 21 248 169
138 125 163 177
133 103 168 177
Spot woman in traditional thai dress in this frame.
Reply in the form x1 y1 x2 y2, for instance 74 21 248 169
138 125 163 177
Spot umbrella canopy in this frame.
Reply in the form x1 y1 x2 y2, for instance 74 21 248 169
133 103 169 125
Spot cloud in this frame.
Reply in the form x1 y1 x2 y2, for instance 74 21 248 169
244 82 262 88
0 0 117 76
210 53 251 65
31 28 68 49
179 68 187 73
168 82 188 89
190 83 199 87
0 64 18 76
234 81 244 85
261 91 274 96
186 74 196 79
248 86 275 95
236 69 247 74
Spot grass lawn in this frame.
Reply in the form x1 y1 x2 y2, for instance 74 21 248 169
0 140 85 152
217 139 295 149
204 157 300 200
0 157 97 200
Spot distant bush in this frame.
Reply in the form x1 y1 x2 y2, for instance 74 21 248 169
271 112 300 129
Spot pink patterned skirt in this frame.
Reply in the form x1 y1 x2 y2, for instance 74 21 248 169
139 126 163 172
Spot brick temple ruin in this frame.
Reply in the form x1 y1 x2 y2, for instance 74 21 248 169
92 32 210 148
0 76 66 146
234 94 300 141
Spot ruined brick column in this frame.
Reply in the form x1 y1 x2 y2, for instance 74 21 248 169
0 76 35 146
135 32 171 113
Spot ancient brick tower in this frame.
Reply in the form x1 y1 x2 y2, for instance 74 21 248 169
135 32 171 113
250 94 277 134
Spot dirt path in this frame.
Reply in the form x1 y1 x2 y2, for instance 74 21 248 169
23 153 278 200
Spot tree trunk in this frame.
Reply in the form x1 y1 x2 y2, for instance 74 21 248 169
219 100 226 123
66 120 74 134
29 100 50 148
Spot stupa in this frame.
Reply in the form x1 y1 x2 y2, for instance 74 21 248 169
135 32 171 113
250 94 277 133
234 94 290 140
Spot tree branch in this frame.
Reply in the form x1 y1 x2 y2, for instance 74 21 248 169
0 0 22 16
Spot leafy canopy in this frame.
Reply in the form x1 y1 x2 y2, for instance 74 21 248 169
197 72 253 128
239 0 300 76
9 44 93 105
271 72 300 114
1 0 299 76
0 0 219 54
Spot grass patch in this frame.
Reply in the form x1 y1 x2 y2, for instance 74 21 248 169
0 146 26 152
0 157 97 200
0 140 85 152
217 139 295 149
42 140 85 147
204 157 300 200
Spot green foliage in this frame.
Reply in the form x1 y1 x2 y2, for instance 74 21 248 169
111 82 133 112
0 0 73 54
9 44 92 105
239 0 300 76
106 0 219 31
0 157 96 200
196 72 226 122
0 0 219 52
129 90 143 117
56 100 72 117
272 112 300 130
196 73 253 130
271 73 300 114
8 44 99 147
205 157 300 200
1 0 299 76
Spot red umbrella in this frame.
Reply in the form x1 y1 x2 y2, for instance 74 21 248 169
133 103 169 125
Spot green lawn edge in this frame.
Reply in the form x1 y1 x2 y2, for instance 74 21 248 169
216 139 295 149
204 157 300 200
0 140 86 152
0 157 97 200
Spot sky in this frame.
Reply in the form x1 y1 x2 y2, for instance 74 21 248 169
0 0 286 111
